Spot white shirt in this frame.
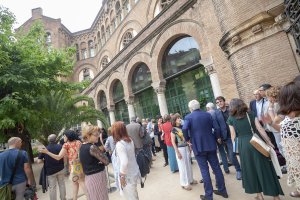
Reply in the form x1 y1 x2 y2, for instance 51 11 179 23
256 99 264 120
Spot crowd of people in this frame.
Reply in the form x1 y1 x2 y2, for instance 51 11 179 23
0 75 299 200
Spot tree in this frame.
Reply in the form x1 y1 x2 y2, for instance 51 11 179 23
0 7 107 162
29 90 109 145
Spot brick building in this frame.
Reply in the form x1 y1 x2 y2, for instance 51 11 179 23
18 0 300 125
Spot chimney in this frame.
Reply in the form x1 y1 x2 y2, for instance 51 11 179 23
32 8 43 19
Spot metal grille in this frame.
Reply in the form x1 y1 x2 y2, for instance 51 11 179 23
285 0 300 55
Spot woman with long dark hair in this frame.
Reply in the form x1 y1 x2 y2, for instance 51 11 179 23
112 121 141 200
277 81 300 198
227 98 283 200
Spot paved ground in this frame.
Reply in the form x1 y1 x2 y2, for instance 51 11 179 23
33 151 294 200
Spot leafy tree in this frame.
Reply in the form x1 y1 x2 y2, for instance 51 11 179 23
29 90 109 145
0 7 107 161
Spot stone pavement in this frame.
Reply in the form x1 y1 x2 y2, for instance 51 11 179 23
33 151 294 200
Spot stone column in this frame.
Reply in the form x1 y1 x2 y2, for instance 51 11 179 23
126 96 136 120
154 85 169 117
205 64 222 98
108 106 116 125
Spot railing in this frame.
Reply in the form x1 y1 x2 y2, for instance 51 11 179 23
285 0 300 55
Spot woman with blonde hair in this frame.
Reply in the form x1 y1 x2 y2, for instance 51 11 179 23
112 121 141 200
40 130 87 200
79 125 109 200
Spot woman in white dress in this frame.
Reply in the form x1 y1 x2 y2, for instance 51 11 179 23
112 121 141 200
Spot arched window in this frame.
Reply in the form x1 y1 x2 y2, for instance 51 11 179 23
123 0 131 15
115 1 122 25
113 80 124 102
101 25 106 45
99 91 107 109
132 63 152 93
46 32 51 44
83 68 91 80
80 42 87 59
100 56 109 71
88 40 95 57
75 44 80 61
162 36 200 78
122 31 133 47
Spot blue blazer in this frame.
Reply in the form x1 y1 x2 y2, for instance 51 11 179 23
249 100 257 117
211 109 229 140
182 110 221 155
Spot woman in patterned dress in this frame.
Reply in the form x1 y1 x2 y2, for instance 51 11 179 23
40 130 87 200
278 81 300 198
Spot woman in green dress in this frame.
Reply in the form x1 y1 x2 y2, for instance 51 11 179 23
227 98 283 200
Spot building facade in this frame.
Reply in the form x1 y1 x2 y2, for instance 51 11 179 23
19 0 300 125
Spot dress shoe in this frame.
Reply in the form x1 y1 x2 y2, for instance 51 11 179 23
199 179 204 183
219 161 223 165
163 163 168 167
213 190 228 198
200 195 210 200
228 162 232 167
224 169 230 174
236 171 242 180
181 185 192 191
290 191 300 197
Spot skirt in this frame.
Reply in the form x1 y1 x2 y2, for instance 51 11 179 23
85 170 109 200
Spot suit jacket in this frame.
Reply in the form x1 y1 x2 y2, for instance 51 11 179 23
249 99 257 117
182 109 221 155
126 122 143 149
210 109 230 140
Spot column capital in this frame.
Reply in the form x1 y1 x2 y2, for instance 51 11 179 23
204 64 216 76
108 105 115 112
152 81 166 94
125 95 135 105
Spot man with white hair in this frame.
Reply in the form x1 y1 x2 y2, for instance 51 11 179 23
38 134 66 200
0 137 35 200
183 100 228 200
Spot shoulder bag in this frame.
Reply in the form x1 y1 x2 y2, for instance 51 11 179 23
247 113 270 157
0 150 22 200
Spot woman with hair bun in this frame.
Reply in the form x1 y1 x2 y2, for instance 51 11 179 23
40 130 87 200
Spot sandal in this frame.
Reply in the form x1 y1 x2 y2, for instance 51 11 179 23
182 186 192 191
290 191 300 197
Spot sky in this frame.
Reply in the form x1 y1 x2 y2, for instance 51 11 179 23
1 0 103 32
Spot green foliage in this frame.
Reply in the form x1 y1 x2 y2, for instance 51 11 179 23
0 7 107 144
32 147 39 158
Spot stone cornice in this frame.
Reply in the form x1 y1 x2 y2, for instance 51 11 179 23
219 12 287 57
81 0 197 96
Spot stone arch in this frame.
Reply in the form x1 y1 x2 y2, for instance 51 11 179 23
115 20 143 52
146 0 158 23
106 71 129 106
124 52 158 95
73 63 97 82
95 85 108 110
97 49 113 70
150 20 211 80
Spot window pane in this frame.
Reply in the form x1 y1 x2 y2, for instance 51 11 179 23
162 36 201 78
132 63 152 93
113 80 124 102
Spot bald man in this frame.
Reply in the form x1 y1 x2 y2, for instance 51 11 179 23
0 137 35 200
38 134 66 200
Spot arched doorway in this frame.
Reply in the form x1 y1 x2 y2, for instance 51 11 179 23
162 36 214 116
131 63 159 119
113 80 129 124
98 91 110 125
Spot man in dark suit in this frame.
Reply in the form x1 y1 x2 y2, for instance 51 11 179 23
214 97 241 180
249 89 264 119
183 100 228 200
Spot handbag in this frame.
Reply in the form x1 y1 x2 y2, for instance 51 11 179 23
247 113 271 157
0 150 21 200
